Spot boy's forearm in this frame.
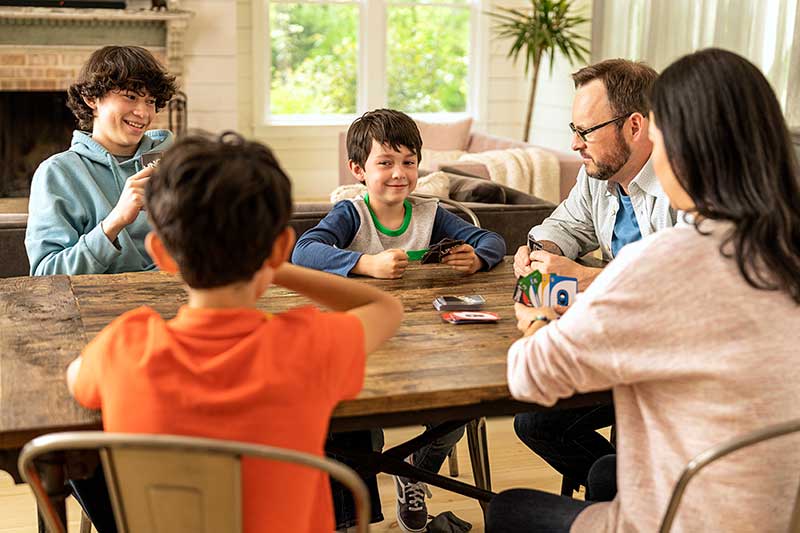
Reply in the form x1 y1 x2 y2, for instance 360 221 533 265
274 263 388 311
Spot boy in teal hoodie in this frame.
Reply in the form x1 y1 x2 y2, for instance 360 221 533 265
25 46 178 275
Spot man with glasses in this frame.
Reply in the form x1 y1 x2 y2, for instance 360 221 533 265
513 59 676 498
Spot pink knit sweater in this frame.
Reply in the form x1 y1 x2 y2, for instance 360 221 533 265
507 220 800 532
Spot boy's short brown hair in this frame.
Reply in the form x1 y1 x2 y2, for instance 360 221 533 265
346 109 423 168
146 132 293 289
67 45 177 130
572 59 658 117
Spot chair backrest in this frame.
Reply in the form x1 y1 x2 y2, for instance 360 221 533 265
19 431 371 533
411 193 481 228
659 418 800 533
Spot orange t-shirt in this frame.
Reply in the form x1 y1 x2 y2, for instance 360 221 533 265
74 304 366 533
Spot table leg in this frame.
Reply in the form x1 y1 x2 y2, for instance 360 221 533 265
467 417 492 517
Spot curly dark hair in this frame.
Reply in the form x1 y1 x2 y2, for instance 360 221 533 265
651 48 800 303
346 108 423 169
145 132 294 289
67 45 177 130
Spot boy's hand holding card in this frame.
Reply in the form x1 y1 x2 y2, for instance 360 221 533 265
513 269 578 308
420 238 465 264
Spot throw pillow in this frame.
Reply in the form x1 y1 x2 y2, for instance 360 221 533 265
448 175 507 204
328 171 451 203
415 117 473 151
419 149 466 172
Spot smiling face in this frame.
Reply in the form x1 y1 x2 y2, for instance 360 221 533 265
571 79 632 181
85 88 156 156
350 140 419 208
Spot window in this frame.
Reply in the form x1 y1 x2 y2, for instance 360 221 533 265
257 0 478 125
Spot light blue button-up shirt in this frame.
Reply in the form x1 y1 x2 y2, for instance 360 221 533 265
530 157 676 261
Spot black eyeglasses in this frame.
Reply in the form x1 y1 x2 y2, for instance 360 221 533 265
569 114 630 143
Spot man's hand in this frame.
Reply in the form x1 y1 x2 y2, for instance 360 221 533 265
514 302 559 335
441 244 482 274
355 249 409 279
102 166 154 243
529 250 601 291
514 245 533 278
514 240 563 278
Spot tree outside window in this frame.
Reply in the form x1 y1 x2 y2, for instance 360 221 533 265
266 0 473 120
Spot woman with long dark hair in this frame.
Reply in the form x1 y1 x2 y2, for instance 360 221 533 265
487 48 800 532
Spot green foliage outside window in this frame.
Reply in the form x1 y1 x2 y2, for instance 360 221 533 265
269 3 470 116
387 6 469 113
270 4 359 115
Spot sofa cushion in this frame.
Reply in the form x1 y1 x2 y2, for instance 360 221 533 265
415 117 473 150
419 148 466 172
448 175 506 204
329 171 451 203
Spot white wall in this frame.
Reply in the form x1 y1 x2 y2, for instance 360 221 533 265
129 0 240 133
170 0 588 199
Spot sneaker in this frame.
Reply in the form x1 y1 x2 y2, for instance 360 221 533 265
394 475 432 532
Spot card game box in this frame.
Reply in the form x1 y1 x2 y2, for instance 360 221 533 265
441 311 500 324
433 295 486 311
513 270 578 307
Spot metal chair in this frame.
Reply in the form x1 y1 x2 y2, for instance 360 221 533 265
19 431 371 533
659 418 800 533
410 194 493 503
411 193 482 228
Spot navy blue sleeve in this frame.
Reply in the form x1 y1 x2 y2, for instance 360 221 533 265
290 201 365 277
431 206 506 270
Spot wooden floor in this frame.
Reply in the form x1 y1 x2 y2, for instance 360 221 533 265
0 417 586 533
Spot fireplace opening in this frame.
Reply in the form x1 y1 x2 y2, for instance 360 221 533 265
0 91 77 198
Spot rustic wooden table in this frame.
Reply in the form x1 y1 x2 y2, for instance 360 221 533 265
0 258 610 521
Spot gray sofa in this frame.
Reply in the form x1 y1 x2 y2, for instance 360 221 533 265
0 179 556 278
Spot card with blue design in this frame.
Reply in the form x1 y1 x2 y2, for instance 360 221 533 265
513 270 578 307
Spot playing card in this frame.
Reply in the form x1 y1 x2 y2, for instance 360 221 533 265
433 295 486 311
441 311 500 324
141 151 163 167
421 238 465 264
513 269 578 307
527 235 544 252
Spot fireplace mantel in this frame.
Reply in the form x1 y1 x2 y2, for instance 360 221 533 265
0 6 193 89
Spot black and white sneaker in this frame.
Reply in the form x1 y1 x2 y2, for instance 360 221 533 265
394 475 432 532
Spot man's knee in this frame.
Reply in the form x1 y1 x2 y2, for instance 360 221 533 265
433 424 465 449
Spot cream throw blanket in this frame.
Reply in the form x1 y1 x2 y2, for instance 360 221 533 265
459 147 560 204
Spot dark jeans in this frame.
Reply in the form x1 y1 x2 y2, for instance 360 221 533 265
514 404 615 490
327 424 465 529
486 454 617 533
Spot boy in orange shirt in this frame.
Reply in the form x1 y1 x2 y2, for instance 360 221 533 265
65 132 403 533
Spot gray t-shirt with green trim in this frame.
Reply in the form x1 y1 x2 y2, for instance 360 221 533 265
347 195 438 254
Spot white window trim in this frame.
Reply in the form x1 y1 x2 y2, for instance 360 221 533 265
251 0 490 135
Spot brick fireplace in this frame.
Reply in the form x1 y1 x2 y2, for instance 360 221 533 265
0 5 192 197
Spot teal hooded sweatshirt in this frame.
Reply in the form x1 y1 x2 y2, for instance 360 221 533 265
25 129 173 275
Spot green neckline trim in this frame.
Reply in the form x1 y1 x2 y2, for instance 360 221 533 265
364 193 413 237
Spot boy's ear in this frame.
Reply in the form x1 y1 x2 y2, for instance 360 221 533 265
145 232 179 273
348 160 366 183
82 95 97 110
265 226 296 269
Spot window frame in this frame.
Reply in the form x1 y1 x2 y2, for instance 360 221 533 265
252 0 488 130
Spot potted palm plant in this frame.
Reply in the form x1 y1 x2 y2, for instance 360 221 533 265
488 0 590 141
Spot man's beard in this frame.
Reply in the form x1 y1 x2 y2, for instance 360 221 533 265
585 129 631 181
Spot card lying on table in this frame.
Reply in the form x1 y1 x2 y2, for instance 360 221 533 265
513 270 578 307
441 311 500 324
433 295 486 311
